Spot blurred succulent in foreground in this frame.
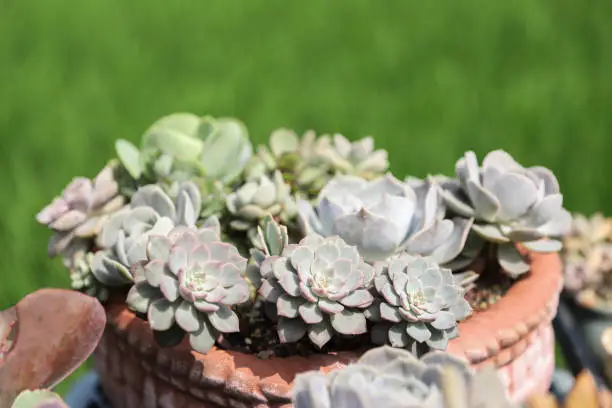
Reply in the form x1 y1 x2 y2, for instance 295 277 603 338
439 150 571 277
126 221 250 353
258 235 375 348
0 289 106 408
36 163 125 257
526 370 612 408
115 113 253 187
292 345 512 408
367 254 472 350
563 212 612 312
298 174 461 263
11 390 69 408
91 182 203 287
226 170 297 245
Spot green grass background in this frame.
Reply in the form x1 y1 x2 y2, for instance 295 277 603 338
2 0 611 394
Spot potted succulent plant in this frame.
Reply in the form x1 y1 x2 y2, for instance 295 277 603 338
36 113 571 407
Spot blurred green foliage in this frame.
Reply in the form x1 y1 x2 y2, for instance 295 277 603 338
2 0 610 391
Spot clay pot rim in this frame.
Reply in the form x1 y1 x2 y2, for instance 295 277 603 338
448 251 563 364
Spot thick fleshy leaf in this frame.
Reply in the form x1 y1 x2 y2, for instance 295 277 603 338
403 219 453 255
0 290 106 407
318 299 344 314
307 321 334 348
426 329 448 350
430 217 474 265
148 299 176 331
144 259 165 287
339 290 374 308
299 302 324 324
277 267 301 297
146 235 172 262
188 321 217 354
126 282 162 314
490 172 538 221
497 243 530 277
207 306 240 333
330 310 367 335
49 210 87 231
131 185 176 220
277 294 303 318
439 189 475 218
91 253 134 286
430 311 457 330
11 390 69 408
405 322 431 343
278 317 308 343
160 274 180 302
269 128 299 157
193 299 220 313
380 303 402 323
388 323 410 347
175 302 202 332
466 180 500 222
168 247 188 275
333 210 399 262
472 224 510 243
115 139 142 179
522 239 563 253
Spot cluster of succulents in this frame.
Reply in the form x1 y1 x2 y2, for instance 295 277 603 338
36 111 572 358
562 212 612 312
292 345 514 408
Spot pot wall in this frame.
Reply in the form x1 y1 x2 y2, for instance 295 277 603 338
94 252 562 407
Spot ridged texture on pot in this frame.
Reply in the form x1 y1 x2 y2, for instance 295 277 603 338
95 300 361 408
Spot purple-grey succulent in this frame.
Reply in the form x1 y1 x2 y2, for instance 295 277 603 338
292 346 512 408
439 150 572 276
126 221 250 353
258 235 376 348
298 174 461 264
91 181 202 287
366 254 472 350
36 163 125 257
246 215 290 291
62 245 109 302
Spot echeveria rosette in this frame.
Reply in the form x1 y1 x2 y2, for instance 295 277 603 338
91 181 203 287
116 113 253 189
317 134 389 179
439 150 572 277
126 223 251 353
258 235 376 348
298 173 464 264
36 163 125 257
292 346 512 408
226 170 297 245
367 254 472 351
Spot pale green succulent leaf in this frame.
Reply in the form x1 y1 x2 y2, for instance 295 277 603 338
11 390 68 408
115 139 142 179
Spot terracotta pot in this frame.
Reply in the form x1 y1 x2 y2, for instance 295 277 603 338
447 251 563 403
94 252 562 408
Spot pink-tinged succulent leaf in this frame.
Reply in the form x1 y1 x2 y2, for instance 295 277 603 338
0 289 106 407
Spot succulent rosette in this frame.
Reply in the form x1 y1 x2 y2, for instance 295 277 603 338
439 150 572 276
226 170 297 244
126 220 250 353
115 113 253 188
298 173 464 264
292 346 512 408
367 254 472 350
258 235 376 348
36 162 125 257
316 133 389 178
91 181 202 286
